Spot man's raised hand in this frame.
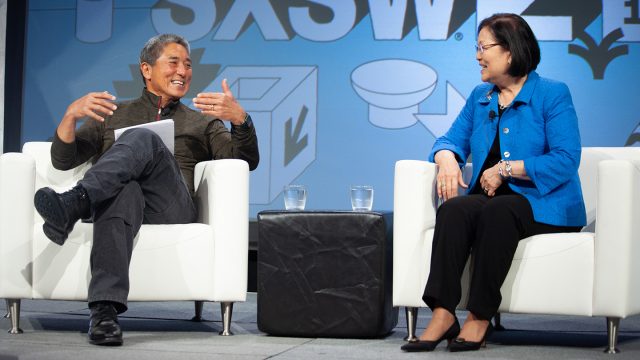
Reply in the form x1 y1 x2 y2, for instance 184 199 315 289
65 91 117 123
193 79 246 125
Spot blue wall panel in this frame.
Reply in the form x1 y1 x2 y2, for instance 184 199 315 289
22 0 640 216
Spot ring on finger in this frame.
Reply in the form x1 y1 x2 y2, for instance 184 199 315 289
210 104 215 110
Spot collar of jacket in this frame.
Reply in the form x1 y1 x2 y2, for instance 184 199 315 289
478 70 540 108
141 87 181 116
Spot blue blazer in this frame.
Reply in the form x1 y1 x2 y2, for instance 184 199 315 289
429 71 586 227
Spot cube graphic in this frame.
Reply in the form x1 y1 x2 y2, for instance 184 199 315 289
210 66 317 204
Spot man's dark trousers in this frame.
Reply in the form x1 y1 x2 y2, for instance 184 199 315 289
77 128 197 313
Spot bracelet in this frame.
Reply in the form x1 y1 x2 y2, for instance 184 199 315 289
498 159 512 180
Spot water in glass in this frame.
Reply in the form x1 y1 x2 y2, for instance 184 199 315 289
284 185 307 210
350 185 373 211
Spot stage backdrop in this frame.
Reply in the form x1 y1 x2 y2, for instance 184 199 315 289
22 0 640 216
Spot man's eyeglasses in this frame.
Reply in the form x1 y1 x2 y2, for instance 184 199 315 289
475 43 500 54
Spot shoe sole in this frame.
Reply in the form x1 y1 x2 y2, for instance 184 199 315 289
400 339 445 352
89 336 123 346
42 223 67 246
34 188 71 245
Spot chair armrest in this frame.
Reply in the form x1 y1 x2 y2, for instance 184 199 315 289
593 159 640 317
0 152 36 298
193 159 249 300
393 160 438 307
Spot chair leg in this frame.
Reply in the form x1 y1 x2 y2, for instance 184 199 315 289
4 299 11 318
494 312 506 331
7 299 23 334
191 301 204 322
604 317 621 354
403 307 418 342
219 302 234 336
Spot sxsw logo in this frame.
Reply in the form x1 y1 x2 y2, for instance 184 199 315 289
147 0 640 42
77 1 640 43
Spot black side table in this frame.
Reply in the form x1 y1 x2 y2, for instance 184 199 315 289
257 210 397 338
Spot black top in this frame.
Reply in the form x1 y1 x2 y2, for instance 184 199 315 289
470 106 514 196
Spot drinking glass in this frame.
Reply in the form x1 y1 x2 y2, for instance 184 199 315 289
283 185 307 210
350 185 374 211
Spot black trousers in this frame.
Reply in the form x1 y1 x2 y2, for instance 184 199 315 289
78 129 197 313
422 194 580 320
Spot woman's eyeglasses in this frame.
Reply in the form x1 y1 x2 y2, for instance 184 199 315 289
475 43 500 54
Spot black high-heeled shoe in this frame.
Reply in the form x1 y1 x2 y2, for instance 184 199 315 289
448 322 494 352
400 318 460 352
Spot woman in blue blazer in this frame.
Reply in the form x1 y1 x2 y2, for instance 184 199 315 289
401 13 586 353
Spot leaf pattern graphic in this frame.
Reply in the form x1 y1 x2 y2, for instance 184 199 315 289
568 28 628 79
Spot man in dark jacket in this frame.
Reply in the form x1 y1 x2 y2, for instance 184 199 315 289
33 33 259 346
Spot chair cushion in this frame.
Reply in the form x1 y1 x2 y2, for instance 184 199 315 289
32 222 215 301
497 232 595 316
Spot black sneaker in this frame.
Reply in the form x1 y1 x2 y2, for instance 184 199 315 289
88 302 123 346
34 184 90 245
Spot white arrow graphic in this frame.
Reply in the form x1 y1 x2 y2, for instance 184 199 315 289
415 81 466 138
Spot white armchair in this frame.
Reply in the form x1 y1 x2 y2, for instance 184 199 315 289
0 142 250 335
393 147 640 353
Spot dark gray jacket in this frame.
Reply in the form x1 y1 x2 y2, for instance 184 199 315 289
51 88 259 195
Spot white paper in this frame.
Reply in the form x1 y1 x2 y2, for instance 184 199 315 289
114 119 175 154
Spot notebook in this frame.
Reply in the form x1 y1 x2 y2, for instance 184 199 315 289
113 119 175 154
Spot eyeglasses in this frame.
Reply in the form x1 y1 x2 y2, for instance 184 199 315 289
475 43 500 54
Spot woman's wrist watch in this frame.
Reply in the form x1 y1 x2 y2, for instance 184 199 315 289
498 159 512 180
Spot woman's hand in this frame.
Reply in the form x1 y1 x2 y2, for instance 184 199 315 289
434 150 468 201
479 162 504 197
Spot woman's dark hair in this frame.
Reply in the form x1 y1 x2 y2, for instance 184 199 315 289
478 13 540 77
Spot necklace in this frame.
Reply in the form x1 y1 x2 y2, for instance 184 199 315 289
498 92 511 110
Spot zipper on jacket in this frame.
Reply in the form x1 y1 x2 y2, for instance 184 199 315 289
155 97 162 121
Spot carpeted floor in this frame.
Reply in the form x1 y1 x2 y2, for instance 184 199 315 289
1 294 640 359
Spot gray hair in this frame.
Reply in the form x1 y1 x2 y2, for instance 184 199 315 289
139 34 190 82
